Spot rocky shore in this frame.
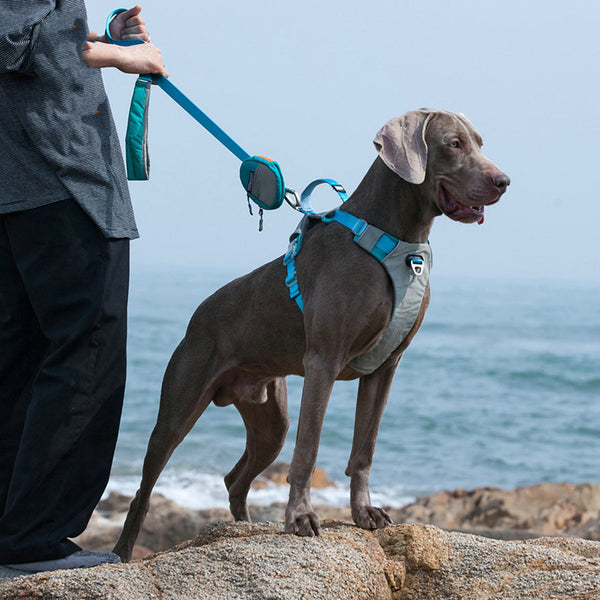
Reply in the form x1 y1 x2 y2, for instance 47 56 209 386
2 468 600 599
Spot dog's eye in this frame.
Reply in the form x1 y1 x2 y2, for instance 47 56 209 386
449 140 461 149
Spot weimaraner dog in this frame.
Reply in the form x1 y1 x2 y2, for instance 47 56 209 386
114 109 509 561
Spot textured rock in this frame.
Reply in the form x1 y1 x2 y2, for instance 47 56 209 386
72 482 600 562
390 482 600 538
3 522 600 600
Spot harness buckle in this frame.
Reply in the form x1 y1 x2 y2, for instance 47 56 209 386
284 235 301 265
351 219 368 237
406 254 425 276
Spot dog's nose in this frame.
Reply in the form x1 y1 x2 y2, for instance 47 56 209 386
491 173 510 191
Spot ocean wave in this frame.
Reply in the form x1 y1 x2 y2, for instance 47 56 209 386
104 470 415 511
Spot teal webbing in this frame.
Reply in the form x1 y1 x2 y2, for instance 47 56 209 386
151 75 251 162
105 9 251 162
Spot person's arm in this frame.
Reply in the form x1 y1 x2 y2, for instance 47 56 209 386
81 5 168 76
82 34 168 76
0 0 56 73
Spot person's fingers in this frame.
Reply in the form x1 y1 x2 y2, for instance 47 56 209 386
86 31 99 42
124 15 145 29
119 5 142 21
121 31 150 42
122 24 148 37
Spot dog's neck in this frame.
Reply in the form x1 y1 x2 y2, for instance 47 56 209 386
344 158 438 244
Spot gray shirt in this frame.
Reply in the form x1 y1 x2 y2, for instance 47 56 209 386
0 0 138 239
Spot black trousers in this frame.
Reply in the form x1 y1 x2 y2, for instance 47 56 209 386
0 199 129 564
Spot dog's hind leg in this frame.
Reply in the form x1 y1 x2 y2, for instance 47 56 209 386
345 361 398 530
225 377 289 521
113 338 216 562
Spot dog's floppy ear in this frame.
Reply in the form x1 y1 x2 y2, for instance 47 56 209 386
373 110 435 184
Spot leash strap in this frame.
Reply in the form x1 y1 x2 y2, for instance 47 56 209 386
105 9 348 223
105 8 250 178
151 74 251 162
105 9 143 45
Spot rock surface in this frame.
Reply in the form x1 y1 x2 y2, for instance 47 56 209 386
3 521 600 599
390 482 600 539
73 480 600 561
72 462 346 559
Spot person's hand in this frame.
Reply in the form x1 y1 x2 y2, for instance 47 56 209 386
82 32 169 77
107 5 150 43
114 39 169 76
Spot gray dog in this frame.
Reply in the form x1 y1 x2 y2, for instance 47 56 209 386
114 109 509 561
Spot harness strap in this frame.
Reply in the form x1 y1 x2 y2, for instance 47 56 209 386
283 209 402 312
283 207 432 375
283 179 348 309
283 234 303 311
323 210 400 262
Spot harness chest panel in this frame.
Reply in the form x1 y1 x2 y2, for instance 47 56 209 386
349 225 431 374
284 210 432 376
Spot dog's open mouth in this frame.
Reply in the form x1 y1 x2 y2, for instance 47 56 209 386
438 185 484 224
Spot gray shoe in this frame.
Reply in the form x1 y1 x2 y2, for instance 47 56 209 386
1 550 121 578
0 565 26 580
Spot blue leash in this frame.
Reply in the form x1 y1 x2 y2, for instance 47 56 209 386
105 9 250 163
105 8 374 261
150 75 250 162
106 9 286 224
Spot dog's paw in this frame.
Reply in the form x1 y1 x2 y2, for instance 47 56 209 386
229 497 251 522
353 505 393 530
285 510 322 537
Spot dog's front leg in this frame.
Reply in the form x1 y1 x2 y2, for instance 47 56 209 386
285 354 338 536
345 361 398 530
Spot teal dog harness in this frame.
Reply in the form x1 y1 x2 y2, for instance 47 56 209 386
284 181 432 376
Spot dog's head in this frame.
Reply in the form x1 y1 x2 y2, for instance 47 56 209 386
374 109 510 224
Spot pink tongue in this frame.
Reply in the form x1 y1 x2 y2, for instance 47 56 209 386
478 213 485 225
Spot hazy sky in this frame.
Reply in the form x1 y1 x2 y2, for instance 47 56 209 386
88 0 599 283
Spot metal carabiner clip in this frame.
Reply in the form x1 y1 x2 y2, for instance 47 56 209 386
284 188 302 211
406 254 425 276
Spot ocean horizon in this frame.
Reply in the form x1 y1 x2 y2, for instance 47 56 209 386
106 264 600 511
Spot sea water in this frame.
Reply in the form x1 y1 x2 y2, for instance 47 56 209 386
106 265 600 510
